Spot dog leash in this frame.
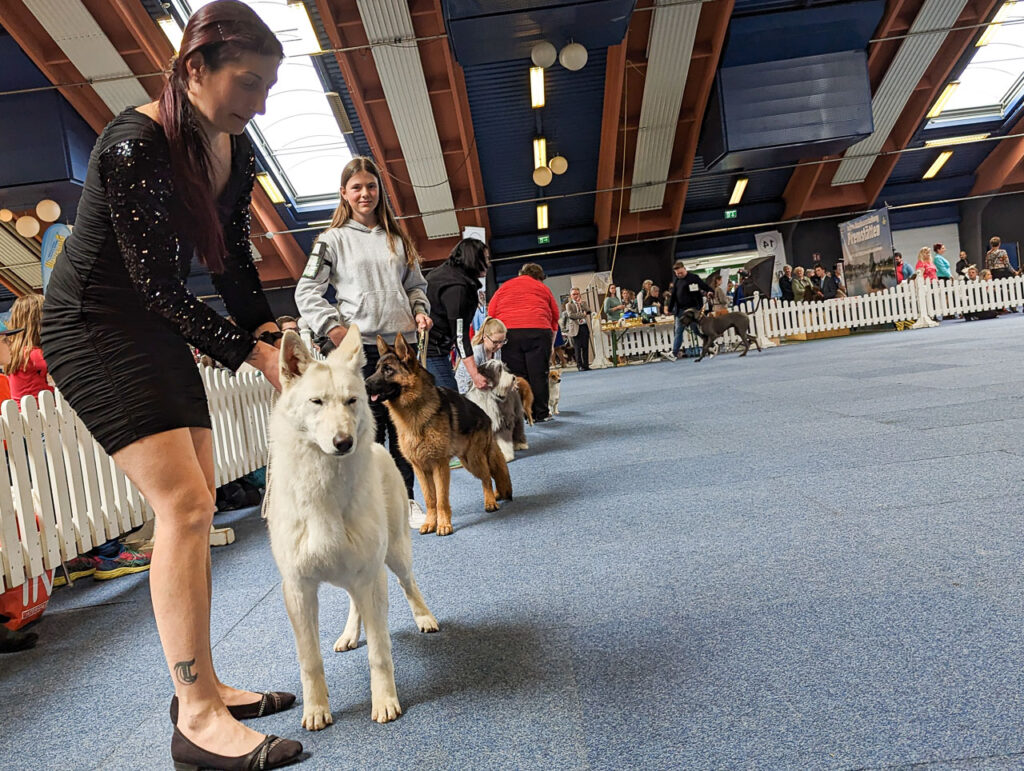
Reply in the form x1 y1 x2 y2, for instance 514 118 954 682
417 328 428 368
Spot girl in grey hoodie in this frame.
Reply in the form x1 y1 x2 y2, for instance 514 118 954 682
295 157 432 524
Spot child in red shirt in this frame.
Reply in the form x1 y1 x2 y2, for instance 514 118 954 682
4 295 53 402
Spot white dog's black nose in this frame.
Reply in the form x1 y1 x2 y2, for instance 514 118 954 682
333 434 353 454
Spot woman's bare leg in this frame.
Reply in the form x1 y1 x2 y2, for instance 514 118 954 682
114 428 264 755
188 428 266 709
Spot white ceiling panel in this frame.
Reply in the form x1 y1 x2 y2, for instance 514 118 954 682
22 0 151 115
831 0 968 186
629 0 705 213
357 0 460 239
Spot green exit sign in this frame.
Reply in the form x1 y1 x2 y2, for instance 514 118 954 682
724 209 738 220
537 234 551 245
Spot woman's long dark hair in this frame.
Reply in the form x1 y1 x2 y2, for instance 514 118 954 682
446 238 489 276
159 0 282 272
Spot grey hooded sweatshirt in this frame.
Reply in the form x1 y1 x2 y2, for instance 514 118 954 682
294 220 429 346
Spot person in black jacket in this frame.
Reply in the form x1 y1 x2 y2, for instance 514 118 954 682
779 265 794 301
425 238 491 391
667 260 711 358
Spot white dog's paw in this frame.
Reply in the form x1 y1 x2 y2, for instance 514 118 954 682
302 704 334 731
371 695 402 723
502 451 514 462
513 441 528 450
416 612 440 633
334 632 359 651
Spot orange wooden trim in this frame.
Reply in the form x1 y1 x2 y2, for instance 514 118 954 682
250 187 307 279
595 40 628 244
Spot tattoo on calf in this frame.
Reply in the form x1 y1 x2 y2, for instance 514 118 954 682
174 658 198 685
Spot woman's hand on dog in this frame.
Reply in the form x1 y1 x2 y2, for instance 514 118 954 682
471 372 490 390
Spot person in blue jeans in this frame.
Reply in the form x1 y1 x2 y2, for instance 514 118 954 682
425 238 492 392
667 260 711 358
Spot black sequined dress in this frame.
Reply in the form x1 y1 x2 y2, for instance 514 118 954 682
41 109 274 456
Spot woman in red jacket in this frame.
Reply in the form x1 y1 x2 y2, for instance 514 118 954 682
487 263 560 422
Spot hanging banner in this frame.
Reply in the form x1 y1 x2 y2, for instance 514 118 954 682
40 223 72 295
755 230 786 298
838 208 895 296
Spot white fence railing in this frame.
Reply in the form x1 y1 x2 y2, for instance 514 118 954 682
592 275 1024 365
0 368 274 592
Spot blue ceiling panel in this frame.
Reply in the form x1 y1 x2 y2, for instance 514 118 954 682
463 48 606 252
443 0 633 66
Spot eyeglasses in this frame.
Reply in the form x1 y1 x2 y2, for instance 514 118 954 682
485 334 507 347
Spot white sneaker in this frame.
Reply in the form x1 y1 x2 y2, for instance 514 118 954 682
661 351 676 361
408 500 427 529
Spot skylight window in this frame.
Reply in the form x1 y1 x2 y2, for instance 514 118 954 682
927 2 1024 125
165 0 351 205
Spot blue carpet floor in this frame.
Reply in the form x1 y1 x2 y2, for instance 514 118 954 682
4 317 1024 769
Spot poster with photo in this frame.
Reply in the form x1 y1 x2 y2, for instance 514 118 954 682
838 207 896 296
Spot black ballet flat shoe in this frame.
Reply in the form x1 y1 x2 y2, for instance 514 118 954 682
170 692 297 724
171 727 305 771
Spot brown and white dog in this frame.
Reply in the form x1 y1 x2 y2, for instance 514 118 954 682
548 369 562 415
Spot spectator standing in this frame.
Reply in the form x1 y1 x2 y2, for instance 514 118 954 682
779 265 794 302
894 253 913 283
603 283 625 321
275 315 298 333
4 295 54 402
818 266 840 300
791 266 811 301
562 287 593 372
425 238 492 392
955 250 971 278
710 273 729 314
915 247 937 281
986 236 1016 279
933 243 952 281
487 263 559 422
668 260 710 358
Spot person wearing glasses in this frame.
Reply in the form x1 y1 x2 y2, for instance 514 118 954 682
425 237 492 391
455 317 507 393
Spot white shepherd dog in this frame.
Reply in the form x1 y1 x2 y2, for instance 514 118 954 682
265 328 439 731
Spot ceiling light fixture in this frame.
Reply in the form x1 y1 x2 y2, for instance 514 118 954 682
325 92 354 134
728 178 748 206
0 209 12 223
923 133 990 147
533 137 547 170
15 215 40 239
926 82 960 119
537 203 549 230
533 166 553 186
922 150 953 179
559 42 588 72
530 66 545 109
549 155 568 175
256 172 286 204
36 199 61 222
531 41 557 69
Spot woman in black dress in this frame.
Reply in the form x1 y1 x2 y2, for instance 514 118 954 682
41 3 303 768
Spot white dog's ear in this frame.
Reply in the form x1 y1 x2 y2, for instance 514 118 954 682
280 330 313 387
329 323 365 369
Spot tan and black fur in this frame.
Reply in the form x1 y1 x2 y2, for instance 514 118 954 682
516 376 535 425
365 334 512 536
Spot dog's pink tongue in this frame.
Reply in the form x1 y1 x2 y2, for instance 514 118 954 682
370 393 379 402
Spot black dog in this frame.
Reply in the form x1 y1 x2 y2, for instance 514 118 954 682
679 308 762 362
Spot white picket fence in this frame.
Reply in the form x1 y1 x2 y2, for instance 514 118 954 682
592 274 1024 364
0 368 274 592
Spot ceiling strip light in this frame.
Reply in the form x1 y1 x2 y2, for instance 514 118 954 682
286 0 322 55
533 137 547 169
728 178 748 206
325 92 354 134
157 16 182 53
256 172 286 204
537 203 549 230
530 66 545 109
923 133 990 147
923 150 953 179
926 81 960 119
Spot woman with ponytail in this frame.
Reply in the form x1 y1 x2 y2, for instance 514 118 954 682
41 2 305 768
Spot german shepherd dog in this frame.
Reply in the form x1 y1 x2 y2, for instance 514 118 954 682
365 334 513 536
679 307 762 362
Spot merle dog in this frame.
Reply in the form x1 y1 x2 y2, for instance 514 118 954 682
679 307 762 362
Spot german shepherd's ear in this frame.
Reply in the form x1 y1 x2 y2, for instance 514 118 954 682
280 330 313 387
393 332 415 363
376 334 392 357
330 323 365 368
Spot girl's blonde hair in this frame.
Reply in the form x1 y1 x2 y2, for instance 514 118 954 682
8 293 44 374
472 317 507 345
327 156 419 269
917 246 932 262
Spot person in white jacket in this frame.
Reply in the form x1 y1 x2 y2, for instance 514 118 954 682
295 156 432 526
